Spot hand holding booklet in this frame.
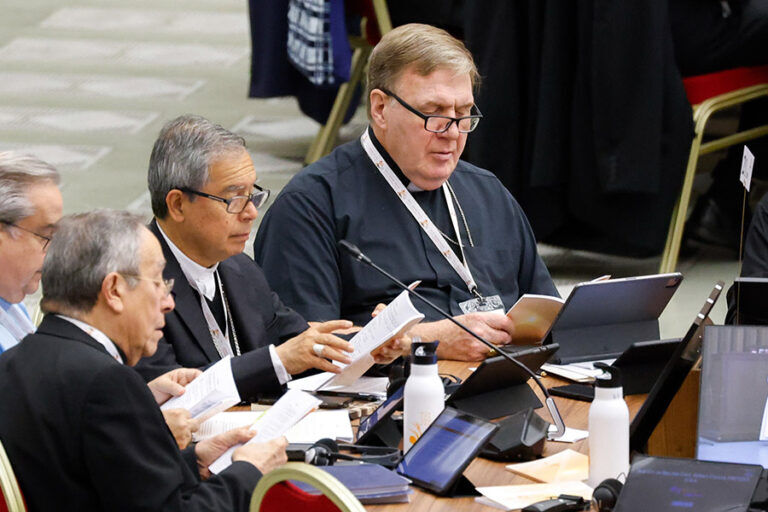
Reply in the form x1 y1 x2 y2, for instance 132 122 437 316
506 294 565 344
319 290 424 388
208 389 321 474
160 356 240 422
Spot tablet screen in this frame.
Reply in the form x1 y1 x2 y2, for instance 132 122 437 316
615 457 762 512
396 407 498 495
356 386 403 442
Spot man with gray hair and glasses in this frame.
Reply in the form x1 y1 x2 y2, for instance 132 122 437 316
0 151 62 353
136 115 403 401
254 23 558 361
0 209 287 511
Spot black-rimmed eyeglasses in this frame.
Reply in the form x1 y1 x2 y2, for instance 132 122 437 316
380 88 482 134
1 220 53 251
178 184 271 214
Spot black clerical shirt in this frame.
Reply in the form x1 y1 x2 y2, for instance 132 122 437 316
253 129 558 325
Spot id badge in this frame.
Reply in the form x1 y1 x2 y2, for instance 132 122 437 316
458 294 505 315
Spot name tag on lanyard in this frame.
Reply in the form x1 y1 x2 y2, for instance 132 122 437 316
458 294 505 315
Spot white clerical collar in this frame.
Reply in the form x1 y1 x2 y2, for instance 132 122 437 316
57 315 123 364
157 222 218 301
406 182 425 192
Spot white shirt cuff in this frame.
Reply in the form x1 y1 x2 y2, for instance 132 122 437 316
269 344 291 385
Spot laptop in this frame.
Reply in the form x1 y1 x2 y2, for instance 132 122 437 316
697 325 768 467
543 273 683 364
629 281 724 453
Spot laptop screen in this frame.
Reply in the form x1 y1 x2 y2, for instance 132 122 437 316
697 325 768 467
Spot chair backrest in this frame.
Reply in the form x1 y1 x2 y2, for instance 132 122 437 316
0 440 25 512
250 462 365 512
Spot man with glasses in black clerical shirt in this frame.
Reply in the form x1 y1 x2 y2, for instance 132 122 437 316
136 115 403 401
254 23 559 362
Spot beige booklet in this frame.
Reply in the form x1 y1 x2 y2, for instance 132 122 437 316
506 449 589 483
506 294 565 344
476 481 594 511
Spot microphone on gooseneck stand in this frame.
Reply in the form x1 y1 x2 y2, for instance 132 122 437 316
337 240 566 439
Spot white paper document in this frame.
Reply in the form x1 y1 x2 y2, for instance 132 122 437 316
547 425 589 443
161 356 240 422
476 481 593 510
285 409 354 443
194 411 264 442
208 389 321 474
541 363 605 383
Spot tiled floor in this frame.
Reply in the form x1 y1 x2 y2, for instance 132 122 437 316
4 0 742 334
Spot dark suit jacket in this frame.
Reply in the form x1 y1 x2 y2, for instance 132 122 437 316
134 221 308 400
0 315 262 511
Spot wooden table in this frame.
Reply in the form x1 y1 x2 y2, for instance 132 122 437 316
366 360 647 511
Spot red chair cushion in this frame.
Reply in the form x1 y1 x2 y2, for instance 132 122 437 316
259 481 343 512
345 0 383 46
683 65 768 105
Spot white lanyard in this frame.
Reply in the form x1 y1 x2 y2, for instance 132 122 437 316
192 272 235 359
360 129 480 297
0 303 35 346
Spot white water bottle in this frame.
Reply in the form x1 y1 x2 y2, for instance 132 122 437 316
588 363 630 487
403 339 444 453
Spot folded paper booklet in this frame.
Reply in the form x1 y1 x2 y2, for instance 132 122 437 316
320 290 424 388
506 294 565 344
475 481 593 511
506 449 589 483
195 409 354 444
208 389 321 474
288 373 389 399
161 356 240 423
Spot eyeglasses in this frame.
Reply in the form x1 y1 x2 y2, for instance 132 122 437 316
1 220 53 251
178 184 271 214
120 274 175 297
380 88 483 134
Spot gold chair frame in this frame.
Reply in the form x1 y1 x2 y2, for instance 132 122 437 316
304 0 392 165
250 462 365 512
659 84 768 273
0 440 25 512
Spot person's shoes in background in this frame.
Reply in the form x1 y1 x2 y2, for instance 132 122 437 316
684 193 751 251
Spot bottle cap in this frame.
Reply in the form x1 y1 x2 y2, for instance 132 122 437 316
593 362 622 388
411 340 439 365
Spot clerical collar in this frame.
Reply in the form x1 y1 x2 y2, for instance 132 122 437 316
157 222 219 301
57 315 124 364
367 127 426 193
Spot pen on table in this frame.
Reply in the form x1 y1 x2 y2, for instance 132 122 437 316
313 390 382 402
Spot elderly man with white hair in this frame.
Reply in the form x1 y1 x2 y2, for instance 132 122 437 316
0 152 62 353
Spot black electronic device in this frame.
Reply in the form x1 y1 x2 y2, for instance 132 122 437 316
396 407 498 496
480 407 549 462
549 338 681 402
629 281 723 453
542 273 683 364
338 240 566 439
315 394 353 409
613 456 763 512
448 344 558 419
291 438 401 469
730 277 768 325
522 494 590 512
355 385 404 448
592 478 624 512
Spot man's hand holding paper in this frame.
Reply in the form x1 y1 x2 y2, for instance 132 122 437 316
275 319 354 375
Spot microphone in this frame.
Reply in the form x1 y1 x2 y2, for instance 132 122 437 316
338 240 566 438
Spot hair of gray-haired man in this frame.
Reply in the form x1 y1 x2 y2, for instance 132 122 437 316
0 152 60 227
41 209 145 315
148 114 247 219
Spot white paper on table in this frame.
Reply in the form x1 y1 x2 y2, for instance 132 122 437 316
161 356 240 421
194 411 264 442
547 425 589 443
475 481 593 511
285 409 353 443
288 374 389 398
208 389 321 474
541 363 604 383
323 290 424 387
